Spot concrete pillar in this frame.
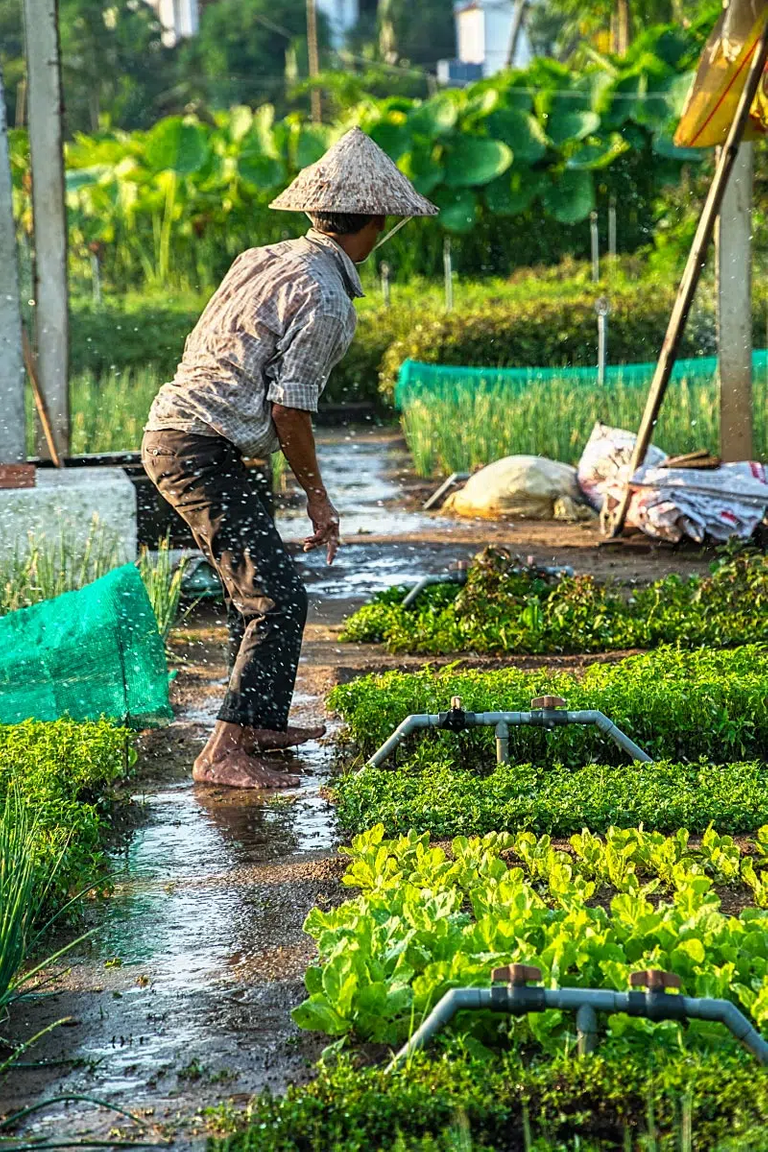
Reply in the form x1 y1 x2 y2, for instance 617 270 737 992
0 65 26 464
716 141 753 462
23 0 69 458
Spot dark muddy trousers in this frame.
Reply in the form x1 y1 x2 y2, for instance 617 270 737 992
142 429 307 730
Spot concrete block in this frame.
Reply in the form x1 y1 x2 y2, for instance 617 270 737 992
0 467 137 562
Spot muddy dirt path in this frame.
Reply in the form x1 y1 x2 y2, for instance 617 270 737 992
0 429 712 1148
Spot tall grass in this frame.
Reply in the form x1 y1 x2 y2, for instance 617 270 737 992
25 366 162 457
401 373 768 477
0 522 185 641
0 518 121 615
138 537 187 640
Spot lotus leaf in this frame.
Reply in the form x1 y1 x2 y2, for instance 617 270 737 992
443 138 512 188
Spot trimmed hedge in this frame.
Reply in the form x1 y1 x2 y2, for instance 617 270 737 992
329 645 768 768
68 278 768 410
214 1049 768 1151
334 755 768 838
0 718 133 903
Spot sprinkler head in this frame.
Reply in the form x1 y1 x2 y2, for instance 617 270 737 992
630 969 682 992
491 963 542 987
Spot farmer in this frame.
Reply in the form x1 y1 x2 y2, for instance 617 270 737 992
142 128 437 789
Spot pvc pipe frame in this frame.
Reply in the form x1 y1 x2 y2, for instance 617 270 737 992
366 708 653 768
387 985 768 1071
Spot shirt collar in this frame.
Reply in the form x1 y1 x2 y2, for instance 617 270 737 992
305 228 365 300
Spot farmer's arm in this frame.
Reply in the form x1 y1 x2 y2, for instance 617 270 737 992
271 406 339 564
268 308 347 565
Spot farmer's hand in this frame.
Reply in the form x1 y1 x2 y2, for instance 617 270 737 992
305 493 340 565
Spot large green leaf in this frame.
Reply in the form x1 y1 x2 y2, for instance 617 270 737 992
295 124 335 169
444 138 512 187
65 165 111 193
251 105 280 159
228 106 253 145
144 117 209 175
237 150 285 189
483 169 544 216
398 147 444 196
540 170 595 224
409 94 458 137
566 133 629 170
369 119 411 160
432 186 477 233
485 108 549 163
546 110 601 147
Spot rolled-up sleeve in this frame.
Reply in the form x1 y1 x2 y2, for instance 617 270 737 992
267 306 351 412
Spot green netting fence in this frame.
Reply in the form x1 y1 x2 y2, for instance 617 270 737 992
394 352 768 410
0 564 172 727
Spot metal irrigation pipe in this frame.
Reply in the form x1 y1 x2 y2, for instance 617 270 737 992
387 965 768 1071
366 696 653 768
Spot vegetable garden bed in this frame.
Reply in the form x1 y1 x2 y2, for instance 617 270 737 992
329 644 768 767
341 547 768 656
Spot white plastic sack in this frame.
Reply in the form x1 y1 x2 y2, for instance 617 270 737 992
445 455 581 519
576 422 768 542
577 422 667 512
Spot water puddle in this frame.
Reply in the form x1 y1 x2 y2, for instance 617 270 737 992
277 436 453 541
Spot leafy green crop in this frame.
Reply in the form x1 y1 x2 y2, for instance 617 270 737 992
340 548 768 656
0 718 134 906
329 643 768 767
294 826 768 1057
334 756 768 839
214 1046 768 1151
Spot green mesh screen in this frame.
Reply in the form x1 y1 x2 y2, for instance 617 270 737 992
0 564 172 728
394 352 768 410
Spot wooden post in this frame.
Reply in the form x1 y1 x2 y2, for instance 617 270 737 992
306 0 322 124
608 14 768 537
716 141 753 462
0 65 26 464
590 210 599 282
23 0 69 458
505 0 528 67
443 237 453 312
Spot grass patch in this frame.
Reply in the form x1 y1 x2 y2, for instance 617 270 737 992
340 547 768 656
329 644 768 767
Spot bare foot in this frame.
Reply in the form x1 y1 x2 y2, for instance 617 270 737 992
244 723 326 751
192 751 300 790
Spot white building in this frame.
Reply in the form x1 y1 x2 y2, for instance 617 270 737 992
146 0 198 47
440 0 533 83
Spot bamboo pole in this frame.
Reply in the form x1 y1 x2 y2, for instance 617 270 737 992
608 13 768 537
306 0 321 124
22 325 62 467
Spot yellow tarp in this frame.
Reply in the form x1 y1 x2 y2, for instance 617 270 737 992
675 0 768 148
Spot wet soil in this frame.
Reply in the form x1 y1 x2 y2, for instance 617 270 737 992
0 427 717 1147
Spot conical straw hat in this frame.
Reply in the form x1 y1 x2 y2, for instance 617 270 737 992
270 127 438 217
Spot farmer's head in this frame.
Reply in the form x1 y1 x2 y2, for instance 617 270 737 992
308 212 386 262
269 128 438 260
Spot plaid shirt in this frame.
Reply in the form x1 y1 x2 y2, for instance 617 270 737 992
145 229 363 458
